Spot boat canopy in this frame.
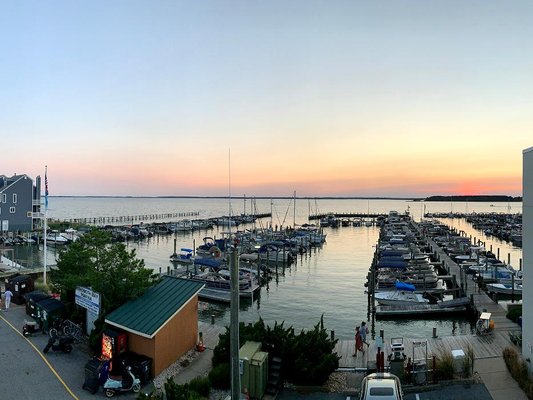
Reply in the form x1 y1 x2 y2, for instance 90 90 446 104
395 281 416 292
380 250 405 257
377 260 407 269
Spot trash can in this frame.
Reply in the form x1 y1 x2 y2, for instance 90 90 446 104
24 291 51 316
33 297 66 332
5 274 34 305
120 351 152 385
83 359 103 394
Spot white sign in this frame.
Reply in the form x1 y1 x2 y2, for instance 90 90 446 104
75 286 100 315
30 212 46 218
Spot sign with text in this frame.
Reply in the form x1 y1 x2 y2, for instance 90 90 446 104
75 286 100 315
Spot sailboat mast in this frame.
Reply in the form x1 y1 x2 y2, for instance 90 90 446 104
293 190 296 228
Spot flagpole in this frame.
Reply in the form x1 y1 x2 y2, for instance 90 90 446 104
44 166 48 286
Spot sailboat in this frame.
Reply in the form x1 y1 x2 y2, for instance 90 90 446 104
365 200 372 227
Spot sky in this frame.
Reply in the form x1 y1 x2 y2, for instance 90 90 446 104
1 1 532 197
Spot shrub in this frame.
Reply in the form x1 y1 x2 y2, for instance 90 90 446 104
503 346 533 398
164 378 201 400
211 316 339 386
188 376 211 397
506 305 522 323
463 345 474 378
435 350 454 381
209 363 231 390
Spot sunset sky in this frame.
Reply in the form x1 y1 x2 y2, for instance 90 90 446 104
2 1 532 197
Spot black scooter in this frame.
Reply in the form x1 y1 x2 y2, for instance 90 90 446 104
43 335 74 354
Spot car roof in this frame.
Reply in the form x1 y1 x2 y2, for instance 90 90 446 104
362 373 402 400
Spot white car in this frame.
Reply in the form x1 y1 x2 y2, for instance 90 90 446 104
359 372 404 400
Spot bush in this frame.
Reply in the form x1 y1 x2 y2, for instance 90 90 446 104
503 346 533 399
463 345 474 378
164 378 201 400
435 350 454 381
209 363 230 390
211 316 339 386
507 305 522 323
188 376 211 397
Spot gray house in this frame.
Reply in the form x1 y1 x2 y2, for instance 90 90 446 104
0 174 42 232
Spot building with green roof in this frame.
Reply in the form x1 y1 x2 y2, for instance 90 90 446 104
105 276 204 376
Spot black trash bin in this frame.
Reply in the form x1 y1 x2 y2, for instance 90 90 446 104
24 291 51 316
120 351 152 385
82 358 110 394
33 297 65 333
5 274 34 305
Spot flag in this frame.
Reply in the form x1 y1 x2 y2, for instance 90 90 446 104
45 166 48 209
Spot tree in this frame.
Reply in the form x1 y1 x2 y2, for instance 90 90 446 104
52 229 157 314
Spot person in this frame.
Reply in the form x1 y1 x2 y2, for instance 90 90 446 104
353 326 364 357
361 321 370 347
3 288 13 311
405 357 413 383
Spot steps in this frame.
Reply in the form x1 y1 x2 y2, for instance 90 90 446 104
265 357 282 396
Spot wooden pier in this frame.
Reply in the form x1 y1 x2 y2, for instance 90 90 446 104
309 212 388 220
335 330 521 369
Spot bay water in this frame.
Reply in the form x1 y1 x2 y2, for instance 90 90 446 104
10 197 523 340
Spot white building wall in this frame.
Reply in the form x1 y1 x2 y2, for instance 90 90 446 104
522 147 533 368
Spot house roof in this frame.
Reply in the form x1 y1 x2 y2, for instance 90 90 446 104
105 276 205 339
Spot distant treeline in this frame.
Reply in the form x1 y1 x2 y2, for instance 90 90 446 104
425 195 522 202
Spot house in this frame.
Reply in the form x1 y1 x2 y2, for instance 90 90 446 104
0 174 42 232
522 147 532 374
105 276 205 377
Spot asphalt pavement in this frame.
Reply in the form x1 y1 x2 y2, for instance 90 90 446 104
0 303 141 400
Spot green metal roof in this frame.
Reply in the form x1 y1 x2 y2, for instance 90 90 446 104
105 276 204 338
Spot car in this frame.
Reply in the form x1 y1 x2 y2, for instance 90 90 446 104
359 372 403 400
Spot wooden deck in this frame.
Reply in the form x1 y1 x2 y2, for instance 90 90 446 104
335 330 521 369
198 321 225 350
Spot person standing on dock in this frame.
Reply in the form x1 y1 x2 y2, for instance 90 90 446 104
353 326 364 357
361 321 370 348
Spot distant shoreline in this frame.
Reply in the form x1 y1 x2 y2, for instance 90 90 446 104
48 195 522 202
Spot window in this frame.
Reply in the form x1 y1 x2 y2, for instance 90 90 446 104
10 207 15 213
1 194 5 203
13 193 17 203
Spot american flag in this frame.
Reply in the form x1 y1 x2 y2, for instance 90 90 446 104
45 167 48 209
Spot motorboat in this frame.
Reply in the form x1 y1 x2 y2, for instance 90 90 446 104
375 282 429 306
46 232 69 245
170 248 194 264
486 283 522 295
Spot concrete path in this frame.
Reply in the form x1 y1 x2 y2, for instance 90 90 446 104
476 356 528 400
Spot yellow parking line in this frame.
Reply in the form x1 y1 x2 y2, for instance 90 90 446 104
0 314 79 400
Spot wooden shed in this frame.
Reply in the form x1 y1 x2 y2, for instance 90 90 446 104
105 276 205 376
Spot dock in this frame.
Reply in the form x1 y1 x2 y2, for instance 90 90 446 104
375 297 471 319
335 330 521 369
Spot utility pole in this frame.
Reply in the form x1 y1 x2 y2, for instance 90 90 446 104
230 243 241 399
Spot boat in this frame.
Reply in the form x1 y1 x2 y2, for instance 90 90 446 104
170 248 194 264
374 282 430 306
486 283 522 295
46 232 70 245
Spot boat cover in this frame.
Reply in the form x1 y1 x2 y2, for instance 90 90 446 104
395 281 416 292
377 260 407 268
194 258 223 268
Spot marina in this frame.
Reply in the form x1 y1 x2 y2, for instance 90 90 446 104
0 197 524 341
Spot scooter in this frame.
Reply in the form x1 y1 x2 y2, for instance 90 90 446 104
22 319 42 337
43 335 74 354
103 366 141 397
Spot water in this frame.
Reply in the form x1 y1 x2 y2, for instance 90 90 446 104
9 197 523 340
